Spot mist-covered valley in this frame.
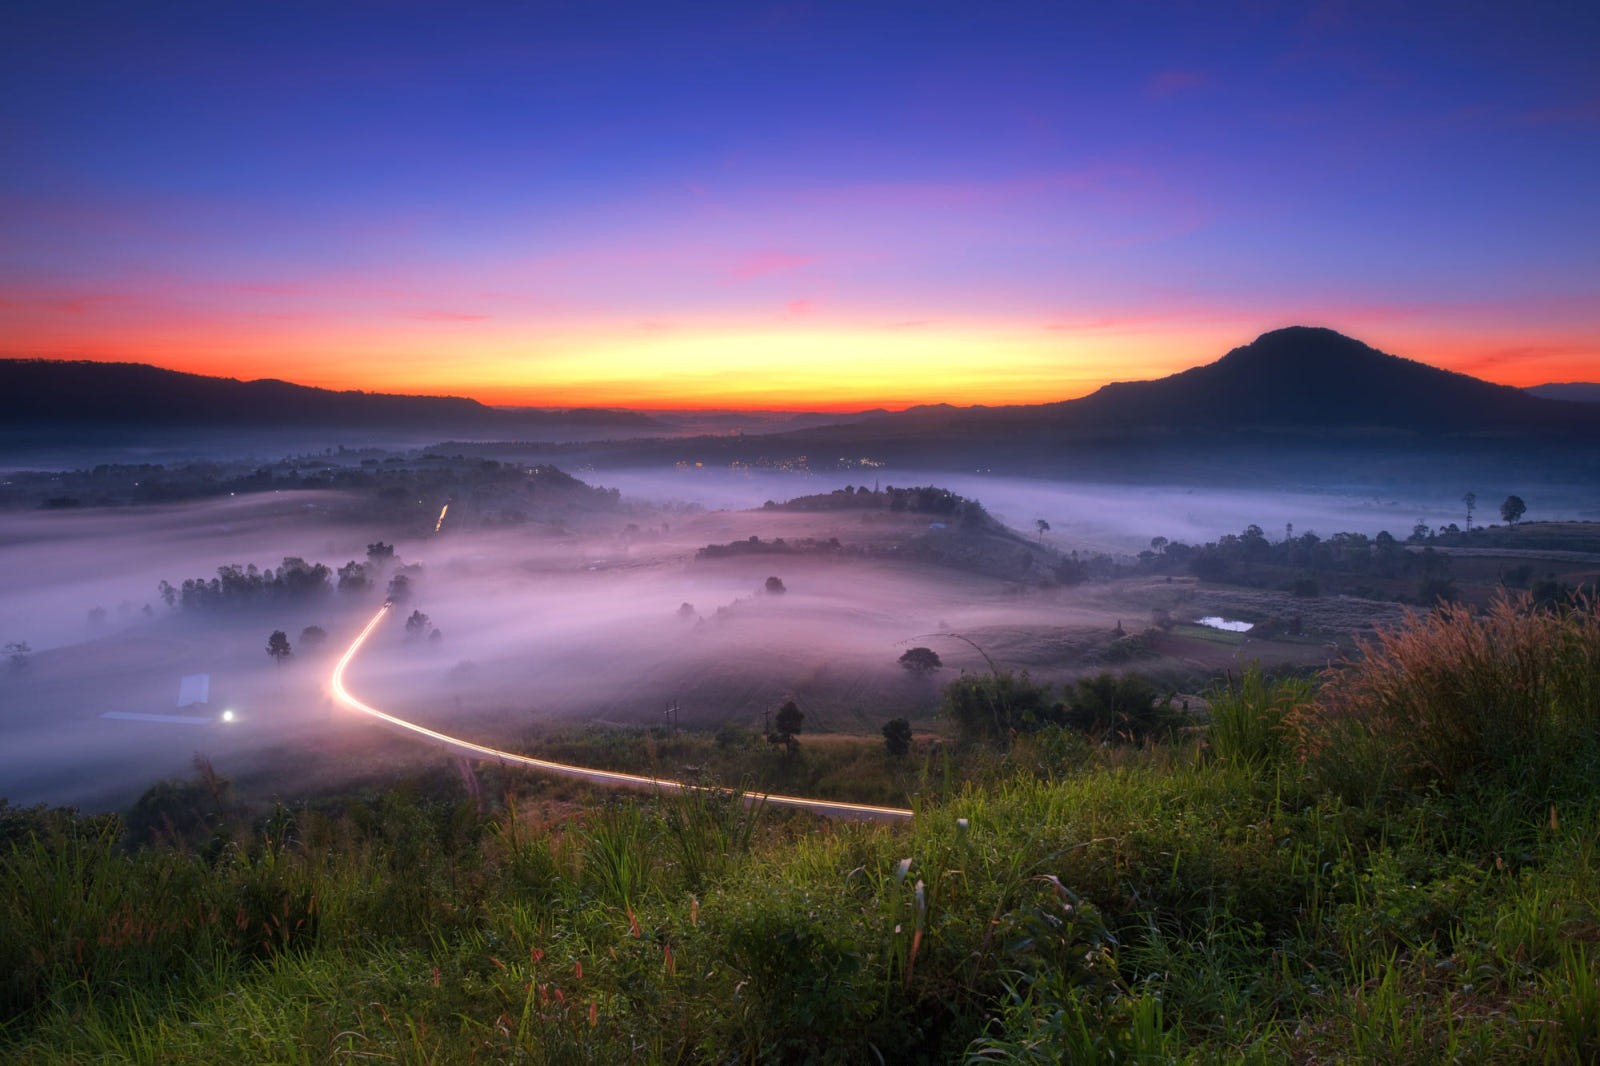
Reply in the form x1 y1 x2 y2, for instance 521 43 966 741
5 430 1594 814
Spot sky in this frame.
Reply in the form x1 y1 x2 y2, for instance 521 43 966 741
3 1 1597 410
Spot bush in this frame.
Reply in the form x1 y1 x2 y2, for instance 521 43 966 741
1062 673 1172 742
941 671 1063 746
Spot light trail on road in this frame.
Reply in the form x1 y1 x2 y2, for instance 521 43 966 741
330 603 914 821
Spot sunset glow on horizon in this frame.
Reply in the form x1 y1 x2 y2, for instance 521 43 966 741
4 3 1597 410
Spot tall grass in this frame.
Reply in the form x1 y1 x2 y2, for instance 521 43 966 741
1296 593 1600 795
1207 663 1314 769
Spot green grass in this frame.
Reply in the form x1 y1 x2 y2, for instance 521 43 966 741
4 595 1600 1063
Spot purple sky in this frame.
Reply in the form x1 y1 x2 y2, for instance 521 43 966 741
3 2 1597 407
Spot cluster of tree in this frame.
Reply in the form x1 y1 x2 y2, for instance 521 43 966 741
696 535 843 560
265 624 330 665
1140 522 1460 602
161 541 416 613
941 669 1180 747
762 484 991 524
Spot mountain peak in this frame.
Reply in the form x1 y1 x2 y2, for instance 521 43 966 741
1068 326 1584 436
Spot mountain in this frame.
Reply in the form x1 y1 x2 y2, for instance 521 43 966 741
1037 326 1590 436
0 359 658 432
845 326 1596 441
1527 382 1600 404
530 326 1597 486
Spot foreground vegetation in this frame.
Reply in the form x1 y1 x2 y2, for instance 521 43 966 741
4 595 1599 1063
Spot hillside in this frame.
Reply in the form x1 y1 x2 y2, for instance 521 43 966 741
0 359 657 433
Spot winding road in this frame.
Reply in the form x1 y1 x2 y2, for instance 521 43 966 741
330 603 915 822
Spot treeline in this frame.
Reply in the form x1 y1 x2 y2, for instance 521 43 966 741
1138 520 1599 605
763 484 988 523
696 535 844 560
157 542 415 612
6 454 619 518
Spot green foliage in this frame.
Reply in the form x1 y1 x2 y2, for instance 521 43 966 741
882 717 914 756
1062 672 1172 741
1207 664 1314 769
941 670 1063 746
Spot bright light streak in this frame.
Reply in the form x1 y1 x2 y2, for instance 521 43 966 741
329 604 914 821
434 503 449 534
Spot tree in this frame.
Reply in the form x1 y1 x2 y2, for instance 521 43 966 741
299 625 327 649
337 561 370 594
366 541 396 567
1462 491 1476 529
386 573 411 603
5 640 30 671
764 576 786 594
1500 495 1526 527
405 610 432 639
882 717 913 757
898 646 944 674
1035 519 1050 542
769 699 804 753
266 630 292 665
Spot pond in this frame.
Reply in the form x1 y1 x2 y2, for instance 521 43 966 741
1196 616 1253 633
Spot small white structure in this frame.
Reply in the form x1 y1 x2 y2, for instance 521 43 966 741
177 674 211 708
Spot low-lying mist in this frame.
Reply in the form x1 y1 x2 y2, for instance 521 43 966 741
1 454 1586 813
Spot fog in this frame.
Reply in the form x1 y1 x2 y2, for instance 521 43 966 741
593 466 1536 552
1 456 1588 812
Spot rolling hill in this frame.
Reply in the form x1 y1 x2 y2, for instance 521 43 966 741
0 359 657 433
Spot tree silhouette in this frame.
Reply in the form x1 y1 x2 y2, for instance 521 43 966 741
764 576 786 594
881 717 913 756
266 630 292 665
1035 519 1050 542
1462 491 1476 529
769 699 804 753
898 646 943 673
5 640 31 671
1500 495 1526 527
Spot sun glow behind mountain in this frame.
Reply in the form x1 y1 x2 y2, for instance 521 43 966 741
3 4 1596 409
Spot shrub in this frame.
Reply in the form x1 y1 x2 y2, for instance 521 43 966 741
1062 673 1170 742
941 671 1063 747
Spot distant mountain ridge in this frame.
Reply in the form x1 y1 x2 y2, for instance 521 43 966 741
1527 382 1600 404
0 359 657 431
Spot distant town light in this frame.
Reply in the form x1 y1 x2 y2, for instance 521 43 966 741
220 709 236 723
